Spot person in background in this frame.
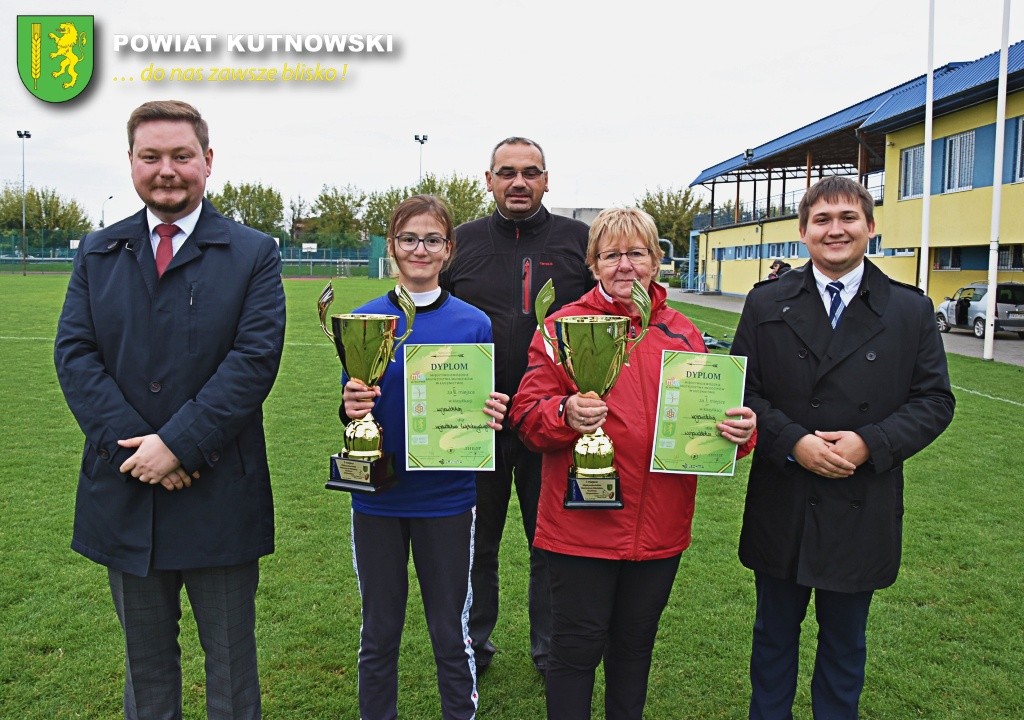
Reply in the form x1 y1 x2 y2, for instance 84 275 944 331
767 259 791 280
510 207 757 719
731 176 955 719
342 194 509 720
440 136 594 676
54 99 285 719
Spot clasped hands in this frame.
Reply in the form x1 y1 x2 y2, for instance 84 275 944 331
118 434 199 492
793 430 869 479
343 379 510 431
564 391 757 446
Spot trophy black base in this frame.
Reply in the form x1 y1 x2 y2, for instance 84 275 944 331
327 453 396 493
564 468 623 510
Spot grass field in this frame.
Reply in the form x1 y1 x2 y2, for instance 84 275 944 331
1 274 1022 719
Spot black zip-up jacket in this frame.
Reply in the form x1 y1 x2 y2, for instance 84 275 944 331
440 206 594 413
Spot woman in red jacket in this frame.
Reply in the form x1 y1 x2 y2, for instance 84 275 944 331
509 207 756 720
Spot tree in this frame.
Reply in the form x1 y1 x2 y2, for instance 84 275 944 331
635 187 706 257
287 195 309 248
364 186 409 238
207 181 284 236
309 184 366 249
417 173 492 228
361 174 491 239
0 183 92 254
0 183 92 234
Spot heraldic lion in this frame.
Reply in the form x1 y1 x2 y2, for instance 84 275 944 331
49 22 87 89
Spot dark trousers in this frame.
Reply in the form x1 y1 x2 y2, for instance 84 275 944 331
352 509 477 720
470 433 550 666
749 572 874 720
545 551 681 720
108 562 262 720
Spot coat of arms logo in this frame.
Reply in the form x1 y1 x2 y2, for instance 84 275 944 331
17 15 95 102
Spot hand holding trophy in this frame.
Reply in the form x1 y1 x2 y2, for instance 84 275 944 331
318 282 416 492
534 278 650 508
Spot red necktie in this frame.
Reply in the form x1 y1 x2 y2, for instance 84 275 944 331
155 223 180 278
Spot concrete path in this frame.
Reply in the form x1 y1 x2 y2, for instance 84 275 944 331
665 287 1024 367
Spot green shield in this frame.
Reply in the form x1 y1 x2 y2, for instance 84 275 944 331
17 16 94 102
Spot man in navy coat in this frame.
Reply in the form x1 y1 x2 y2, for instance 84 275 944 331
731 176 954 720
54 100 285 720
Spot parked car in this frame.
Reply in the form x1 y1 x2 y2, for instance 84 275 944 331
935 281 1024 338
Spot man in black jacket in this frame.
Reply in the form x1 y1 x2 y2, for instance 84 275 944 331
731 176 954 719
440 137 594 675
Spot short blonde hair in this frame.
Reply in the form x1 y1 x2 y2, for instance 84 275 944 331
586 207 664 270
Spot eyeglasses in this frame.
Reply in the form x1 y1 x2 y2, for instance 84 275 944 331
596 248 652 266
395 233 448 253
491 167 546 180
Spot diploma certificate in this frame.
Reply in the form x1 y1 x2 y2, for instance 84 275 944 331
404 343 496 471
650 351 747 476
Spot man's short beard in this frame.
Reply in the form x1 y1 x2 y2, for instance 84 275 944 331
148 198 190 215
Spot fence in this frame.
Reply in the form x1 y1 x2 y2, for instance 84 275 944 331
0 230 379 277
693 179 885 231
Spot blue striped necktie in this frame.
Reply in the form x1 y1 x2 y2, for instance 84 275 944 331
827 281 845 330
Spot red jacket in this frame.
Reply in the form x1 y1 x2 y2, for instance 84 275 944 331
510 282 755 560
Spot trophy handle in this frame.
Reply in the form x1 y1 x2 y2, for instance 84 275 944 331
534 278 559 359
622 279 652 364
317 282 336 341
391 284 417 351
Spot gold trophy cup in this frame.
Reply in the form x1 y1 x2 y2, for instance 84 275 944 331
534 278 650 509
318 282 416 492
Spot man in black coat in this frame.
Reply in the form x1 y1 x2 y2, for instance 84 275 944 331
440 137 593 675
731 176 954 719
54 100 285 719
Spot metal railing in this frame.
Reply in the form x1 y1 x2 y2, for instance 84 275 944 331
695 180 884 232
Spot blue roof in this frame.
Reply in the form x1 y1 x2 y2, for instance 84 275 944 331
862 40 1024 132
691 40 1024 186
689 80 920 186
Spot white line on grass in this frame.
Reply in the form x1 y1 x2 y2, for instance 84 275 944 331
700 321 735 332
951 384 1024 408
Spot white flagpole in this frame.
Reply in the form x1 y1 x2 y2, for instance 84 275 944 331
983 0 1012 361
919 0 935 294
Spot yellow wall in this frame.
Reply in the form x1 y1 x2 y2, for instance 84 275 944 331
699 90 1024 305
884 92 1024 248
699 220 801 296
697 205 921 298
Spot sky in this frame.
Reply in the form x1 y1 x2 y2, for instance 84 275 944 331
3 0 1024 227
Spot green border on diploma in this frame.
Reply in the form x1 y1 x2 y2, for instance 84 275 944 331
404 343 496 471
649 350 747 476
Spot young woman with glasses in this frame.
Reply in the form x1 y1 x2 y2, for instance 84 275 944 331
341 195 509 720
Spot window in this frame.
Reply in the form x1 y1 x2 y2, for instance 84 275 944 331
1017 118 1024 182
997 245 1024 270
900 145 924 199
786 241 800 258
867 235 883 256
944 131 975 192
892 248 915 257
935 247 961 270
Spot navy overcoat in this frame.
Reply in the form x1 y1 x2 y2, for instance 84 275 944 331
55 199 286 576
